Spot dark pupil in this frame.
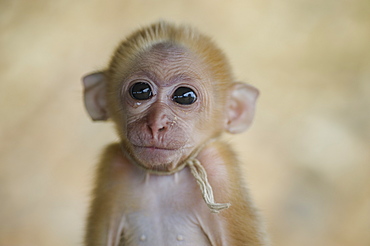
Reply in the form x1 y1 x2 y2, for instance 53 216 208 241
130 82 152 100
173 87 197 105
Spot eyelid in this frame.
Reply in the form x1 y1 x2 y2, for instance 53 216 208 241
172 84 198 94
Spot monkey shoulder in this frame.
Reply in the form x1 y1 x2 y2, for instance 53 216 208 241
200 142 268 245
198 141 241 184
198 140 253 208
95 143 143 183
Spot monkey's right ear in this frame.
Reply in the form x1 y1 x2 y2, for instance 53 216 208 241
82 72 109 121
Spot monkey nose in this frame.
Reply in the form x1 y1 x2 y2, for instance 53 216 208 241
147 120 168 137
146 103 172 137
146 111 171 136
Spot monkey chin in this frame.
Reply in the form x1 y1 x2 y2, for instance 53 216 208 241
132 145 188 171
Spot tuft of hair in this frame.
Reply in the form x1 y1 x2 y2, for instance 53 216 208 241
108 21 234 90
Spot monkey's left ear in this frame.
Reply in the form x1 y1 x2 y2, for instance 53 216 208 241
82 72 109 121
225 83 259 134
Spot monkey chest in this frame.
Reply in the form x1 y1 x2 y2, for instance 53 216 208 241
118 173 214 245
120 211 212 245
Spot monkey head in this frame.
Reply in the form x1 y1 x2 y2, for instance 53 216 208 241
82 22 258 172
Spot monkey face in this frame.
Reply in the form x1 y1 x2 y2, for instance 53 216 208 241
117 45 222 171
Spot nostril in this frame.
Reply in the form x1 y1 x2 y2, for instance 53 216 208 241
147 124 166 136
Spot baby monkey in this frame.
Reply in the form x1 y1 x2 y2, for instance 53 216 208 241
82 21 267 246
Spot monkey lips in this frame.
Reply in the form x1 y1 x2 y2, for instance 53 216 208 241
130 144 191 171
127 125 193 170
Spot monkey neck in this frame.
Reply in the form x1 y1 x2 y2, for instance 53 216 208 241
120 138 231 213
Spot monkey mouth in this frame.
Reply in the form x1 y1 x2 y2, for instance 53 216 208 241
131 144 185 168
133 145 178 151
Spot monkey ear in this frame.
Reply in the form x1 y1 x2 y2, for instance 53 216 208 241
225 83 259 134
82 72 109 121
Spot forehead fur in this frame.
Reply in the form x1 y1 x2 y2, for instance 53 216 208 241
108 21 234 89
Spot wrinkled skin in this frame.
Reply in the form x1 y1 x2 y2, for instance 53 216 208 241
119 45 222 171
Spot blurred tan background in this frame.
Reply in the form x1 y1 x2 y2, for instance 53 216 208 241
0 0 369 245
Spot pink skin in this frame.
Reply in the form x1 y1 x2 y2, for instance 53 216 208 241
120 45 220 171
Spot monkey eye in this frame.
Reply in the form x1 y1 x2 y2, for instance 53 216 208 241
130 82 153 100
172 87 197 105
